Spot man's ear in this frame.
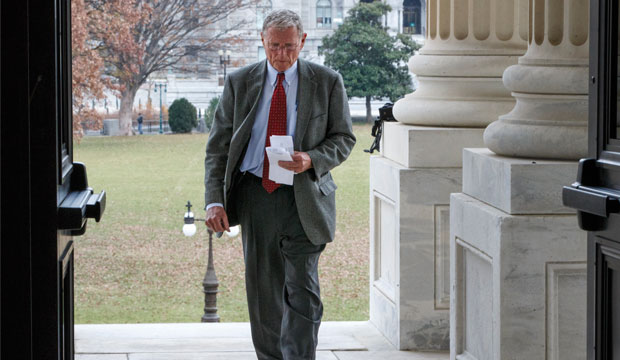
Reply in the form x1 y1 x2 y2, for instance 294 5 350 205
260 32 265 45
300 33 307 49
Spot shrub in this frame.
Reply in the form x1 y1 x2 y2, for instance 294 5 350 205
205 96 219 131
168 98 197 133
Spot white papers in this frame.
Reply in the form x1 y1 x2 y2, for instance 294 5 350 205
265 135 294 185
266 147 293 184
269 135 294 154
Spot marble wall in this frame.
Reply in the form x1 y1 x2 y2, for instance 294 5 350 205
369 125 485 350
370 156 455 350
450 149 586 360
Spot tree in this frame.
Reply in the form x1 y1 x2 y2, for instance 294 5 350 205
87 0 256 136
320 2 419 122
72 0 109 139
168 98 197 133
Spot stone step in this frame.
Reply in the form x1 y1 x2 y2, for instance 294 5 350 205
74 321 450 360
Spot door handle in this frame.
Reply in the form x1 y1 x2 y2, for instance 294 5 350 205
58 162 106 235
562 186 620 218
562 158 620 231
85 190 106 223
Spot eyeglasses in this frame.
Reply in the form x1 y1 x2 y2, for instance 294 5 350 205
266 43 299 52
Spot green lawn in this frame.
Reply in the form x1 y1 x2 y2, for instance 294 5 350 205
73 124 373 323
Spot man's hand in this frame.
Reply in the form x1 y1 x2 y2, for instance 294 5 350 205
205 206 230 233
278 151 313 174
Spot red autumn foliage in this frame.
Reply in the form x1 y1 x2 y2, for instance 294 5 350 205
71 0 108 139
77 0 257 136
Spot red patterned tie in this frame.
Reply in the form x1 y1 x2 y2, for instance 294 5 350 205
262 73 287 193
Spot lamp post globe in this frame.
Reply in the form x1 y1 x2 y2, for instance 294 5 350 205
182 200 220 322
182 224 196 236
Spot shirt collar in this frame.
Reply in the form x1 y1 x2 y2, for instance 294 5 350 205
267 60 298 87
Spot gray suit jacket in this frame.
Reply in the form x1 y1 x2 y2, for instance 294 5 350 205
204 59 356 245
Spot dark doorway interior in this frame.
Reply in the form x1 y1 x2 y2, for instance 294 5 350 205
403 0 422 35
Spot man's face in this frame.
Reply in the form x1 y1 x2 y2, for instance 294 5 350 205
261 26 307 72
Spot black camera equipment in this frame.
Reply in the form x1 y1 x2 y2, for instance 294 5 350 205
364 102 396 154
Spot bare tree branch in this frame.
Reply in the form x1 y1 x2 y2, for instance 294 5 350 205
84 0 259 135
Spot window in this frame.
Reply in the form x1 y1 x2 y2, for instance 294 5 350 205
403 0 422 35
316 0 332 29
257 0 272 30
185 45 200 62
334 5 344 26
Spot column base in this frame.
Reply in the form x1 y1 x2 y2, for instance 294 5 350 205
462 148 577 214
382 123 485 168
484 64 589 160
393 78 515 127
484 106 587 160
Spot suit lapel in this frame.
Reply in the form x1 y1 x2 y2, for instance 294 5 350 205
231 61 266 149
294 59 317 149
227 61 266 194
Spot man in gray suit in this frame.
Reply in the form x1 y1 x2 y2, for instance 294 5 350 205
204 9 355 360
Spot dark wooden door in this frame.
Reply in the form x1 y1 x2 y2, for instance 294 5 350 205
1 0 105 358
563 0 620 358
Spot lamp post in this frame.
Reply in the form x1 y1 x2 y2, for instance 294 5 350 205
218 49 231 79
182 201 240 322
154 82 167 134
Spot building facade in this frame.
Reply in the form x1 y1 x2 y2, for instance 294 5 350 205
108 0 427 116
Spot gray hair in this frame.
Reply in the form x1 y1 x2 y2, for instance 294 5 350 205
262 9 304 38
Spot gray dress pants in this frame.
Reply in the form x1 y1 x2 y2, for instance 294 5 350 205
235 172 325 360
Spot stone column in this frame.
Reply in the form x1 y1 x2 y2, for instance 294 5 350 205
369 0 528 351
451 1 589 359
393 0 528 127
484 0 589 159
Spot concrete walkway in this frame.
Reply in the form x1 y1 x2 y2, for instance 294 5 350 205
75 321 449 360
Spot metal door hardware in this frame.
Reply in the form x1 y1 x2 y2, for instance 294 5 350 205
58 162 106 235
563 158 620 231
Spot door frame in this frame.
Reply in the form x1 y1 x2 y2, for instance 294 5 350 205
590 0 619 159
1 0 35 357
587 0 620 358
1 0 76 358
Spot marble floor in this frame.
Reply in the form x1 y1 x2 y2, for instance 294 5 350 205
75 321 449 360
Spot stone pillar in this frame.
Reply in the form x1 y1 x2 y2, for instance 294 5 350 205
451 1 590 359
369 0 528 351
484 0 590 159
393 0 528 127
450 150 586 360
